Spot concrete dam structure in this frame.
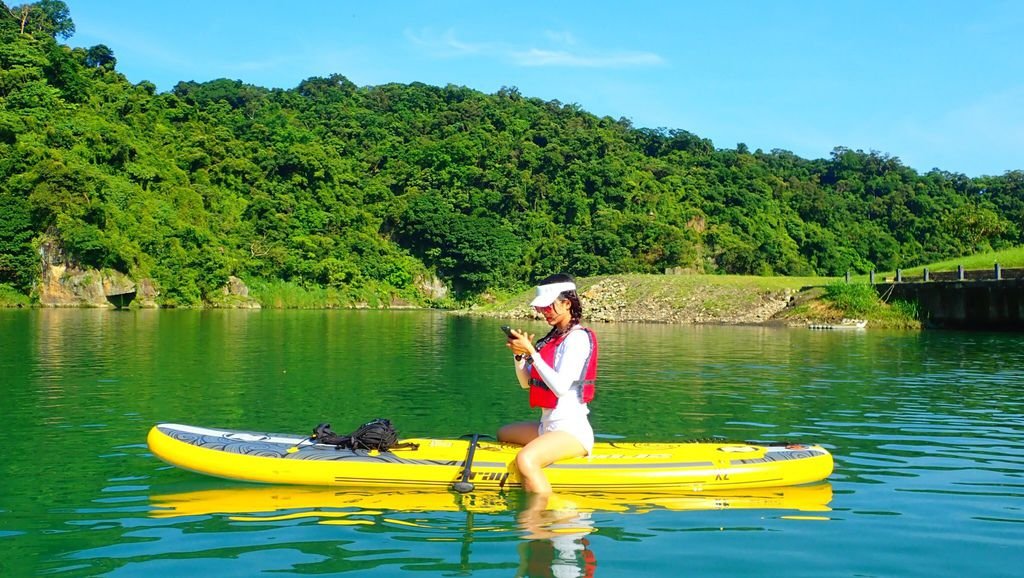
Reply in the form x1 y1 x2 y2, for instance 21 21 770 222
878 267 1024 330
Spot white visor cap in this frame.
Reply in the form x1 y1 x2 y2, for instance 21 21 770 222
529 281 577 307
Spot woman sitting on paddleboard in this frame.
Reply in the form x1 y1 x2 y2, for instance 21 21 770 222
500 274 598 495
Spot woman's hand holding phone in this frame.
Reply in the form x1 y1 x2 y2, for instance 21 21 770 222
502 326 534 357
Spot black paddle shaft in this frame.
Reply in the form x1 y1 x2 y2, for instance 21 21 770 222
452 433 490 493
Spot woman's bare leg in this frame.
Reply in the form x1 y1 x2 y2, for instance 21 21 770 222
498 421 541 445
515 431 586 495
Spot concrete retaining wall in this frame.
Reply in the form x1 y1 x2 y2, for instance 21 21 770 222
882 279 1024 330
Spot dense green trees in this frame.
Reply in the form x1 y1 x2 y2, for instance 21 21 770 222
8 0 74 39
1 1 1021 305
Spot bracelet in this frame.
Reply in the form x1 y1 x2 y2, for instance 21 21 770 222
514 354 524 361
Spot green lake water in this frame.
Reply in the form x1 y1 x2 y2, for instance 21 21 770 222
1 309 1023 577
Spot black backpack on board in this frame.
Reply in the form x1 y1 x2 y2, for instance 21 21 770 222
311 418 417 452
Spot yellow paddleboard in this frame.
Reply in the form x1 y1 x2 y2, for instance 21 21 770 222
148 423 833 492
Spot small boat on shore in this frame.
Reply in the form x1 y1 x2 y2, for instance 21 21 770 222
808 318 867 330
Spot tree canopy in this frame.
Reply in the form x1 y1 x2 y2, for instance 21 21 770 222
1 1 1021 305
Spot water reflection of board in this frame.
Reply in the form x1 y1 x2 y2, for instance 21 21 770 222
149 483 834 519
148 423 833 491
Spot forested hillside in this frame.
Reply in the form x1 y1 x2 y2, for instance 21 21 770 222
2 2 1021 306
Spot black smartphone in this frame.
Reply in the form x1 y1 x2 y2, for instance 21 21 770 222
500 325 515 339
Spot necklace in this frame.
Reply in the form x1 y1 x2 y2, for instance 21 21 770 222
552 321 575 335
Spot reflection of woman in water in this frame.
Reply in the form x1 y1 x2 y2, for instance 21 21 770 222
515 501 597 578
517 534 597 578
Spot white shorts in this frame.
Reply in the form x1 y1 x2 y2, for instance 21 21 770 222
539 417 594 456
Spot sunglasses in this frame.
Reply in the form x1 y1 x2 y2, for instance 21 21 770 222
533 303 557 314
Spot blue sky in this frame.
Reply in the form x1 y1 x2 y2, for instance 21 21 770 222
63 1 1023 177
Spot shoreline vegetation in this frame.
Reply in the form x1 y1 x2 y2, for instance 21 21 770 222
0 272 921 329
10 244 1023 327
3 247 1021 330
4 240 1019 334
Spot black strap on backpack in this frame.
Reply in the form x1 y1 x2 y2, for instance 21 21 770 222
311 419 418 452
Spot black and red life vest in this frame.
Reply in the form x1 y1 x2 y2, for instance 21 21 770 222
527 325 598 408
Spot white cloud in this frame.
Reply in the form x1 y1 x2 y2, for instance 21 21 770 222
543 30 578 46
438 29 489 56
406 28 491 57
511 48 664 68
406 28 665 70
230 57 291 73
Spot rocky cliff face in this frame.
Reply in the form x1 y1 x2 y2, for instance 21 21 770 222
417 274 449 301
36 239 158 307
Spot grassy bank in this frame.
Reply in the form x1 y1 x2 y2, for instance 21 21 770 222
910 246 1024 272
843 246 1024 281
0 284 30 307
776 282 921 329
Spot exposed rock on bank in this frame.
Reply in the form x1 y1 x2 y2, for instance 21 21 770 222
208 275 261 309
470 275 798 325
580 277 793 324
37 239 145 307
35 239 239 309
